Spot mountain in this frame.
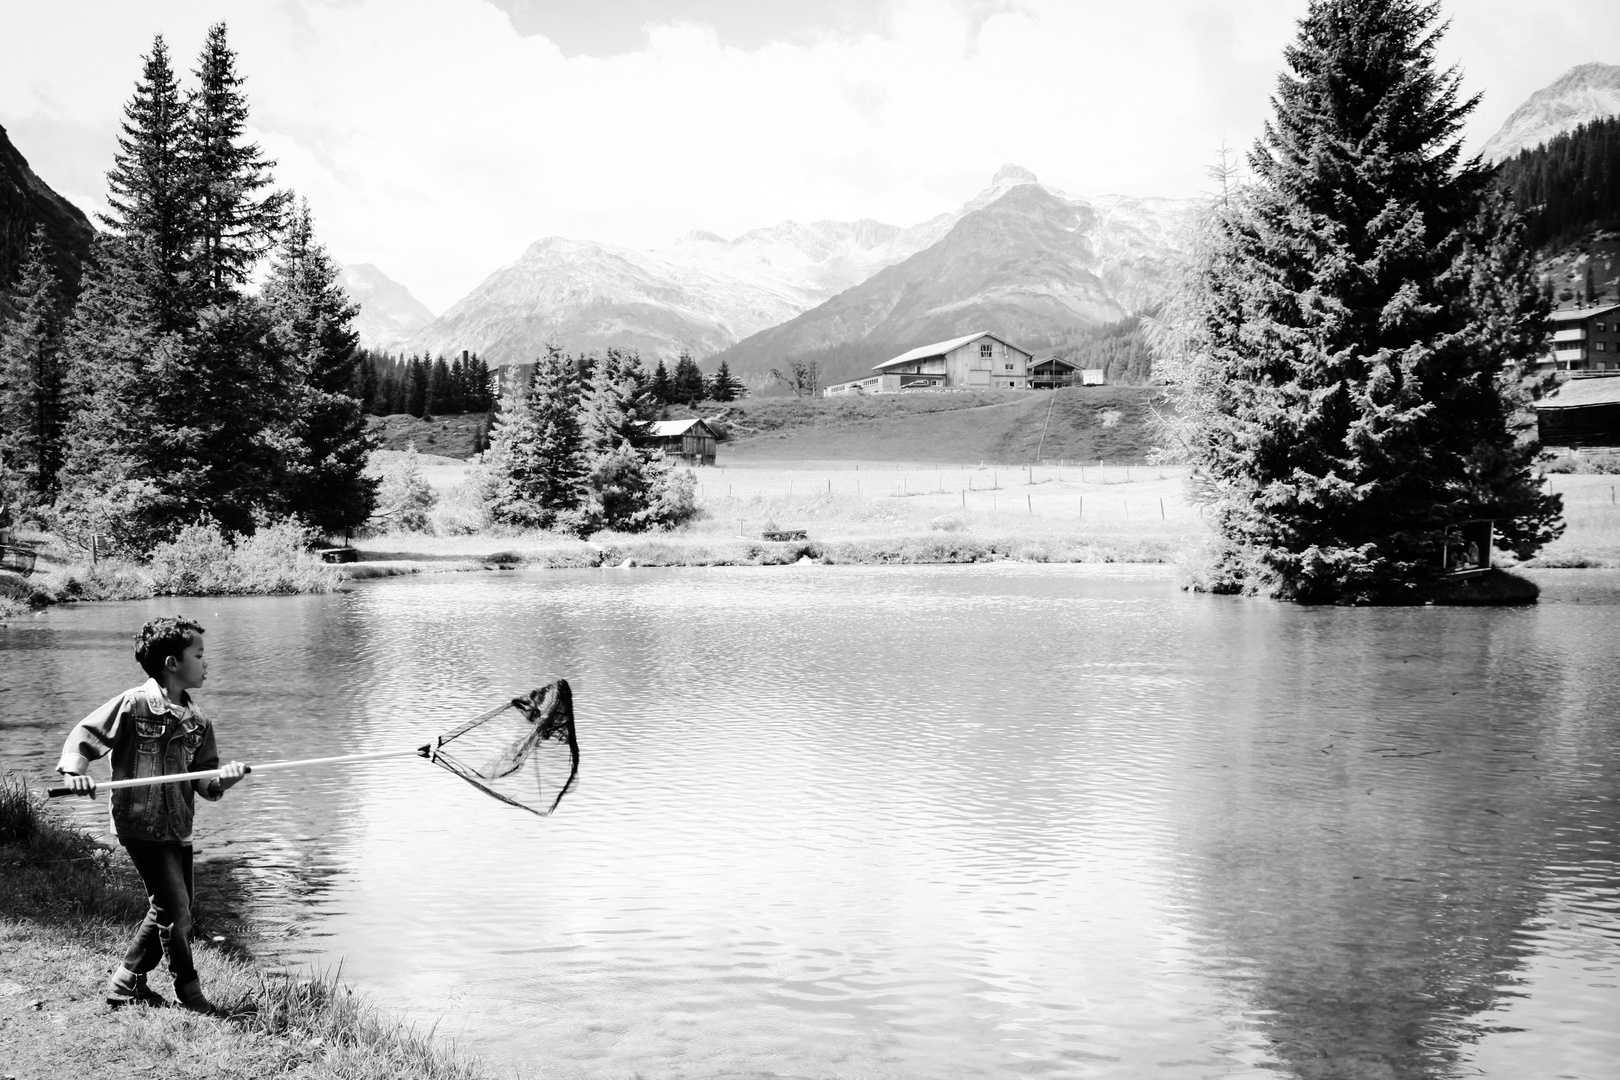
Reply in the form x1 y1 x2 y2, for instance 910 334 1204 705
339 263 436 351
0 121 95 307
1481 62 1620 163
708 176 1199 389
403 164 1083 366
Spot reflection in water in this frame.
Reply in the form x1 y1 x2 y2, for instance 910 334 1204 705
1 566 1616 1079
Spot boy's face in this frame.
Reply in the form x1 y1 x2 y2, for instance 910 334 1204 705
167 635 207 691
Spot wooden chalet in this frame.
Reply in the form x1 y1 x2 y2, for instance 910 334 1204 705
1535 375 1620 447
1029 356 1080 389
639 418 718 465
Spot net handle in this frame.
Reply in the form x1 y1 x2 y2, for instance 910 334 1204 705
46 746 428 798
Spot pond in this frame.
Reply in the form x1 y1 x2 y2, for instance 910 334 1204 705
3 565 1618 1079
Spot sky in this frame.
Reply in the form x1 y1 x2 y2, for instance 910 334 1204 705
1 0 1616 313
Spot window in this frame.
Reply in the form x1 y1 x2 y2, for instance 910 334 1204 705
1598 341 1608 352
1004 363 1013 371
980 342 993 358
1597 323 1608 332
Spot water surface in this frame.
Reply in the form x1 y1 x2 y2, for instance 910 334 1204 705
2 565 1617 1079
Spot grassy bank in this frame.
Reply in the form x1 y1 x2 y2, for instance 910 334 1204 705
0 776 488 1080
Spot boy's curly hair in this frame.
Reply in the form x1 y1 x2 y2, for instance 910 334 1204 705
135 617 205 680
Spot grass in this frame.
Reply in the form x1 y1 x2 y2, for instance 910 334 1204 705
683 385 1163 464
0 774 491 1079
346 460 1205 570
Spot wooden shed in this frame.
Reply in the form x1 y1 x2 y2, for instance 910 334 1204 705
1534 376 1620 447
639 418 718 465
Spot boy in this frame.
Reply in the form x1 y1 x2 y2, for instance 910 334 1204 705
57 616 247 1015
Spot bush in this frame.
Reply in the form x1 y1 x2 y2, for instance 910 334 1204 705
148 519 339 596
372 448 438 533
582 445 698 534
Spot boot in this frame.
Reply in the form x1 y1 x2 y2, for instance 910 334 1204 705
174 979 219 1017
105 966 168 1008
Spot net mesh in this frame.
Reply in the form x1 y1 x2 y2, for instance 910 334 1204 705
427 680 579 816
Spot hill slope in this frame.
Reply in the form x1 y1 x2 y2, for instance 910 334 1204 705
341 263 436 351
0 122 95 304
701 387 1161 464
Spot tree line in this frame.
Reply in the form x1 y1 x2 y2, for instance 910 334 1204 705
0 25 373 552
1496 115 1620 251
355 349 497 418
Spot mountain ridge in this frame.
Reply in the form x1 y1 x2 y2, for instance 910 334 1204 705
1481 62 1620 163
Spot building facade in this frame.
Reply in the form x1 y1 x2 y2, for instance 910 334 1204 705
822 332 1034 396
638 418 718 465
1547 303 1620 371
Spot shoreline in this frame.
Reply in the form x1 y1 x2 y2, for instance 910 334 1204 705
0 777 489 1080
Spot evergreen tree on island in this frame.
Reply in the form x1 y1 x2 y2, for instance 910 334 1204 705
1154 0 1560 603
262 200 377 535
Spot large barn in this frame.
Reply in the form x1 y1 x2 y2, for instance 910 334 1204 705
823 332 1034 395
1534 376 1620 447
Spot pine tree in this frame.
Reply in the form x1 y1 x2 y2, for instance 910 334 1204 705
187 22 289 299
0 230 68 505
707 358 743 402
262 200 378 535
99 34 196 334
582 346 656 453
649 358 672 405
1154 0 1561 603
427 356 453 416
406 356 428 417
483 346 585 529
672 350 705 405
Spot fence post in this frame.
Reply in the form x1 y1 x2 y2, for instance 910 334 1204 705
1027 494 1032 514
1160 498 1165 520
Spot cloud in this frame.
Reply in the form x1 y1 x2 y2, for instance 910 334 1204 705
2 0 1616 312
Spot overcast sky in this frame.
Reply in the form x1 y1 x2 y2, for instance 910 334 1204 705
1 0 1615 313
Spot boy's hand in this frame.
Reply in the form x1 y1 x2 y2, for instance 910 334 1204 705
61 773 97 796
217 761 247 791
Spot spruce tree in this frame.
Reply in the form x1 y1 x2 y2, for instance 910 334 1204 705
1156 0 1560 602
99 34 196 334
483 346 585 529
0 231 68 505
406 356 428 417
649 358 672 405
262 200 378 535
672 350 705 405
708 359 743 402
582 346 655 452
187 22 289 299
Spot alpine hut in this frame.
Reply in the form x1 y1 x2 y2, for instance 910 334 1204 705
639 418 718 465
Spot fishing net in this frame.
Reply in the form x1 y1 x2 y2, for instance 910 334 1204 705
425 679 580 816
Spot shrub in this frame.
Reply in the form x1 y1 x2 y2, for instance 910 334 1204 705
149 519 339 596
373 447 438 533
582 445 698 534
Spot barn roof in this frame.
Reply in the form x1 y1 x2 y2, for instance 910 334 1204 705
1032 355 1080 370
1535 377 1620 409
646 418 714 437
874 332 1027 371
1549 303 1620 324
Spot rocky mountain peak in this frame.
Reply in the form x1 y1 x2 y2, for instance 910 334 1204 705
992 163 1038 185
1481 62 1620 162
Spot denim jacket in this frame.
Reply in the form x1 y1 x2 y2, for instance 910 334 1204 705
57 678 223 844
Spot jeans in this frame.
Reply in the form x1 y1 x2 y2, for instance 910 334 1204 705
120 839 196 989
